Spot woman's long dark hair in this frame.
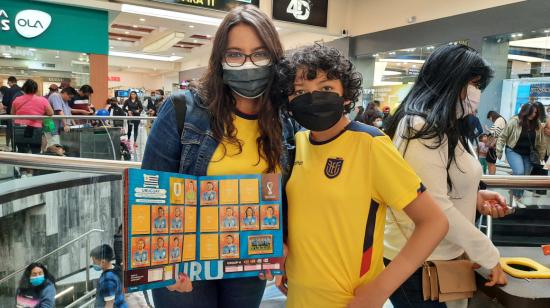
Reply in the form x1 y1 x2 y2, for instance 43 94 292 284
518 103 540 131
125 91 140 104
385 44 493 189
200 5 284 173
18 262 55 290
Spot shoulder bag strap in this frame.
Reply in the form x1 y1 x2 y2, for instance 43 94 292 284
171 94 187 137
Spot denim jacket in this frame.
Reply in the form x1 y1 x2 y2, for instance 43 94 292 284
142 91 297 178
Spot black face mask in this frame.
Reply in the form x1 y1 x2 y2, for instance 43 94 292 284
288 91 344 131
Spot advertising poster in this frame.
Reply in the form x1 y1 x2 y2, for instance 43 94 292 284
123 169 284 292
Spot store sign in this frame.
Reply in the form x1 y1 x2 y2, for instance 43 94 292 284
152 0 259 12
109 76 121 82
272 0 328 27
14 10 52 38
0 0 107 55
530 83 550 98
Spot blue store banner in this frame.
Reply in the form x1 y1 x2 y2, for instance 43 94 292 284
530 83 550 98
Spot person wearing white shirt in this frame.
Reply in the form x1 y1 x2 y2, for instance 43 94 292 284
383 44 509 308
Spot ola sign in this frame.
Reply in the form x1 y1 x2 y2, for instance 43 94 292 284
0 9 52 38
15 10 51 38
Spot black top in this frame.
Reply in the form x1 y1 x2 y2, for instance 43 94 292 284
1 85 22 113
513 128 536 155
124 99 143 116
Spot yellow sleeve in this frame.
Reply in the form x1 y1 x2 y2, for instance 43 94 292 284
371 135 425 210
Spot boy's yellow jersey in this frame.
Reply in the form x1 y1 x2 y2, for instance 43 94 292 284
285 121 425 308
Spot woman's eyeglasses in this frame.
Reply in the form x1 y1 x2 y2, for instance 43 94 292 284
223 50 271 67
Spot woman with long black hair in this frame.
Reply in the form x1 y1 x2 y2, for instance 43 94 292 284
497 103 545 203
123 91 143 146
384 44 509 308
16 263 56 308
142 5 296 307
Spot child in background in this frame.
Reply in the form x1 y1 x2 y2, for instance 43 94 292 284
478 133 489 174
90 244 128 308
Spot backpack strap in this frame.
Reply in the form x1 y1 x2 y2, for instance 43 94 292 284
171 94 188 137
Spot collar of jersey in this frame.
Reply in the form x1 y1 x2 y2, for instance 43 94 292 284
309 122 351 146
234 109 259 120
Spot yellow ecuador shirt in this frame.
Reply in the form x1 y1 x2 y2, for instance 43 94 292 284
285 121 425 308
207 111 269 175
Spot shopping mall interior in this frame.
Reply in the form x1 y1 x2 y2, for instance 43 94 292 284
0 0 549 307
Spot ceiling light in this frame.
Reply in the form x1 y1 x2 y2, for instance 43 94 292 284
110 46 114 49
193 39 198 43
189 25 195 28
55 55 60 58
511 34 517 38
545 30 550 33
109 51 183 62
412 65 418 68
122 4 222 26
389 52 396 55
133 25 138 28
139 18 146 22
206 35 211 38
4 55 12 58
517 33 523 37
508 54 549 63
143 32 185 53
382 70 402 76
2 52 11 56
117 38 122 40
28 48 36 52
172 53 175 56
125 31 130 34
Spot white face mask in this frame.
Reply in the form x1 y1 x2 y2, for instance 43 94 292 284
457 84 481 118
374 120 383 128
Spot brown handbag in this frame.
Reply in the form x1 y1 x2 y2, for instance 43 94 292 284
389 210 477 303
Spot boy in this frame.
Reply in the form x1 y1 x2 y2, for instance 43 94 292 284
478 133 489 174
279 45 449 307
90 244 128 308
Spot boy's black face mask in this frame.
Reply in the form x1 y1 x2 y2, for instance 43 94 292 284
288 91 344 131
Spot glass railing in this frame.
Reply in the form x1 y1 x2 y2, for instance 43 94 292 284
0 115 155 164
0 152 137 307
0 151 548 307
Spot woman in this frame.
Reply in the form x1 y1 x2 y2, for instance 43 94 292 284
496 103 545 203
11 79 54 154
142 5 295 307
384 45 508 308
123 91 143 146
486 111 506 174
360 108 384 128
16 262 56 308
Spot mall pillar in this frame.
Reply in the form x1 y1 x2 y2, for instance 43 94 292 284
354 57 376 89
90 54 108 110
480 39 510 125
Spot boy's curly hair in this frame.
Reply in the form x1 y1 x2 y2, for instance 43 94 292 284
278 44 363 113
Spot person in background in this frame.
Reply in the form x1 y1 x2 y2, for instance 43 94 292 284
497 103 545 205
59 80 71 90
16 262 56 308
153 89 165 114
187 80 199 93
478 133 489 174
279 44 448 308
2 76 23 149
123 91 143 146
11 79 54 155
486 111 506 175
49 86 77 134
44 84 58 99
465 111 484 145
70 85 94 116
90 244 128 308
360 108 384 128
107 98 125 128
352 105 364 122
385 44 509 307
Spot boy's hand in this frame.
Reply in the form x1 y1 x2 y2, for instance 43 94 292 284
349 282 386 308
167 273 193 293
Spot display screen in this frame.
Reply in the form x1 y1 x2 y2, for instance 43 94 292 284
272 0 328 27
115 90 129 98
151 0 259 12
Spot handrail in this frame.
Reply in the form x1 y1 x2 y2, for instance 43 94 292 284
0 152 140 174
65 289 97 308
481 175 550 189
0 152 547 185
0 115 155 120
0 229 104 285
